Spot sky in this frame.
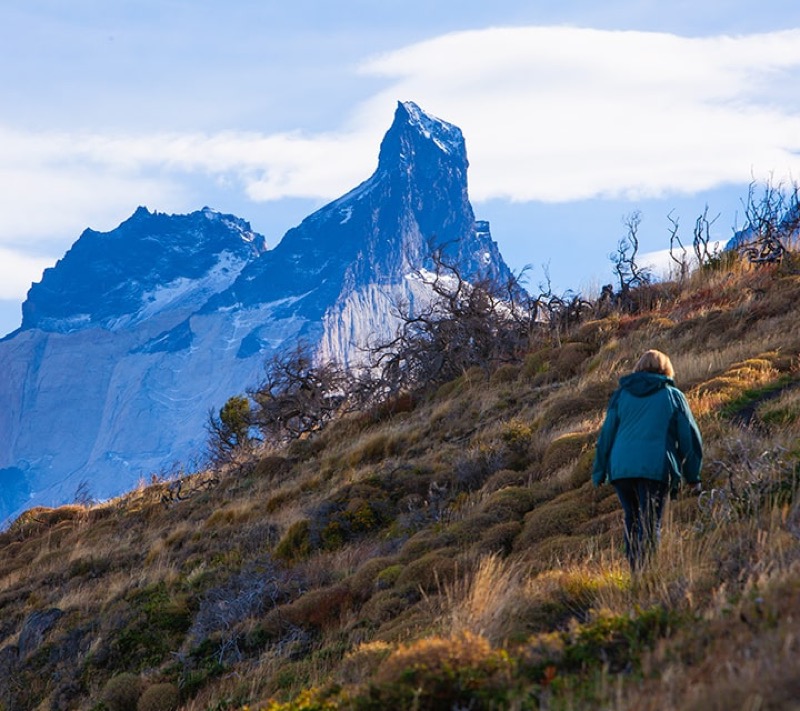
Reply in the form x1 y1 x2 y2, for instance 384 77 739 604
2 1 800 337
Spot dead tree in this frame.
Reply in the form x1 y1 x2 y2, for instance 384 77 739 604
610 211 652 311
368 249 534 396
249 345 351 444
667 210 690 283
668 205 723 280
693 204 721 268
737 179 800 266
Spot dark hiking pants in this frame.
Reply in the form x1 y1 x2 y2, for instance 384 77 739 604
612 478 669 572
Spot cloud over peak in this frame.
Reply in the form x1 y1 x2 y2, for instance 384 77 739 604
2 23 800 320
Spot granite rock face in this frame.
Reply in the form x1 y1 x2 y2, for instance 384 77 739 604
0 102 512 522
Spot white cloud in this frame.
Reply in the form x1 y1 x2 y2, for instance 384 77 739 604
4 25 800 218
0 125 377 240
355 26 800 201
1 24 800 307
0 126 190 242
0 247 53 299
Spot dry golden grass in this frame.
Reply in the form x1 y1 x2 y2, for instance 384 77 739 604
445 553 530 643
4 258 800 711
335 640 393 685
623 561 800 711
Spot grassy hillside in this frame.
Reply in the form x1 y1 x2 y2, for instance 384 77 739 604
2 259 800 710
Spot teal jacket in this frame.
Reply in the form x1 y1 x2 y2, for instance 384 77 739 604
592 372 702 488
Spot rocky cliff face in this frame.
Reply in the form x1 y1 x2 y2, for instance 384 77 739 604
0 101 513 523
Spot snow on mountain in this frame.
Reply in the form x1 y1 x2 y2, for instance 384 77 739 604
0 101 514 524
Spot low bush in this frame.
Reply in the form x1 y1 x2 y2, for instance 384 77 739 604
280 584 354 631
552 342 594 379
99 672 142 711
137 682 179 711
359 590 409 625
476 521 522 556
363 631 515 711
275 520 312 563
336 640 393 685
541 433 595 476
482 468 530 492
398 529 458 563
479 486 538 523
521 348 554 381
346 556 400 599
489 363 521 384
393 550 461 596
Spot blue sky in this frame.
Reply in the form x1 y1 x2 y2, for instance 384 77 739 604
2 1 800 336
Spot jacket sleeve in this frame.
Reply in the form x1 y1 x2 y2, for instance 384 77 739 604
592 390 620 486
672 390 703 483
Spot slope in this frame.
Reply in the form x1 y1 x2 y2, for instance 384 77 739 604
1 257 799 710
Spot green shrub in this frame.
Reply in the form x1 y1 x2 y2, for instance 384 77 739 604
542 432 595 475
521 348 554 380
318 497 388 551
479 486 537 523
477 521 522 555
375 564 403 589
497 418 534 468
398 529 457 563
127 583 191 634
563 606 679 674
136 683 179 711
363 632 515 711
568 448 596 488
482 468 529 492
360 590 409 625
490 364 520 384
100 672 142 711
275 519 312 563
346 556 399 599
394 550 461 596
516 493 591 550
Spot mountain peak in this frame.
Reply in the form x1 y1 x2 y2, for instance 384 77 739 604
397 101 463 152
377 101 467 173
0 101 513 525
220 100 492 315
21 207 267 332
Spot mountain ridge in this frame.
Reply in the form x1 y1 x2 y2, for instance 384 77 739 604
19 206 267 335
0 101 514 523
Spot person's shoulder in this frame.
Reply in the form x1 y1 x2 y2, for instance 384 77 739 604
665 384 689 405
607 386 623 407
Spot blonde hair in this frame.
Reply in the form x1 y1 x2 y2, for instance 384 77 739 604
634 349 675 379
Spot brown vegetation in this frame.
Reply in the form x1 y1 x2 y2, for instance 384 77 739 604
2 245 800 710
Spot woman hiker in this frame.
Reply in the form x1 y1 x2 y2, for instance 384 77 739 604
592 349 703 572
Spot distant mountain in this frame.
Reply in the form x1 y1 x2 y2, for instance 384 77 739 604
19 207 268 334
0 101 513 523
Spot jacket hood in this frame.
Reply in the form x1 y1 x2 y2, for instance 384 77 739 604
618 371 674 397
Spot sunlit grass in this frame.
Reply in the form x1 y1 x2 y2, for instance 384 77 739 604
3 259 800 710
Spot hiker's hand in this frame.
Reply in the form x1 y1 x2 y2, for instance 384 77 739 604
685 482 702 497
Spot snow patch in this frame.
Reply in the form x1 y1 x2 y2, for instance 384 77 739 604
117 250 250 328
